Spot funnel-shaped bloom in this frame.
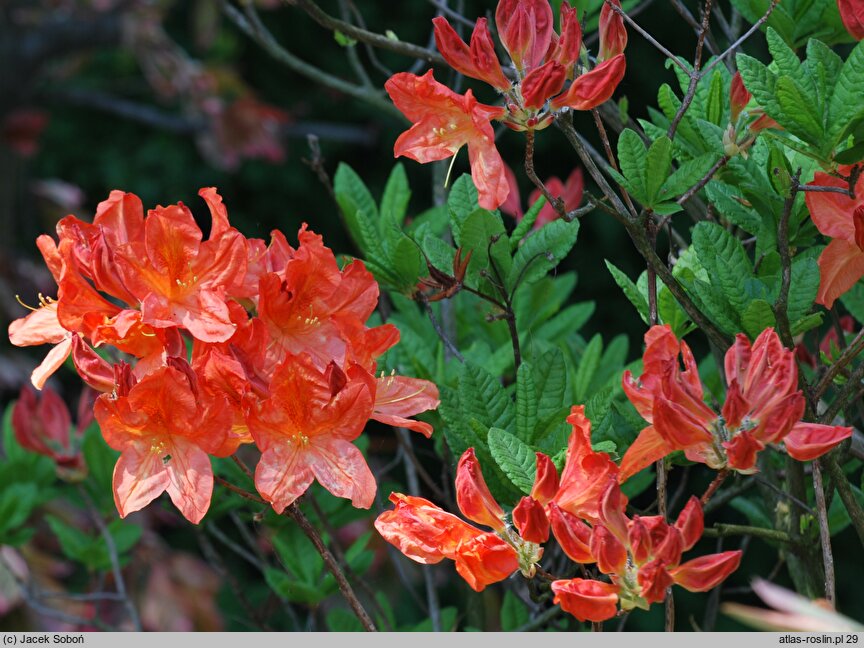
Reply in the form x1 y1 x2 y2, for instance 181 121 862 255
805 167 864 308
247 354 375 512
94 363 232 524
386 71 507 210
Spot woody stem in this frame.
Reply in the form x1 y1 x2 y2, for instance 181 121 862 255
285 502 378 631
524 130 567 220
215 476 377 631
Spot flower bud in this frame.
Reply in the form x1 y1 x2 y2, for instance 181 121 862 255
455 448 506 531
521 61 566 110
599 0 628 61
729 71 751 122
496 0 554 72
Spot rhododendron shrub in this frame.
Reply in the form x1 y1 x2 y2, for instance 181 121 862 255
5 0 864 634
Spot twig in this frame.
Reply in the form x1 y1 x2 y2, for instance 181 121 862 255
811 460 836 605
285 502 377 631
223 2 399 117
524 130 566 220
287 0 447 66
774 171 802 349
78 487 141 631
514 605 563 632
701 0 781 75
702 523 797 545
419 295 466 363
824 455 864 548
677 155 730 205
701 469 730 504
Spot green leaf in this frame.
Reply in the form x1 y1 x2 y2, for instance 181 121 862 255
736 54 780 118
787 256 820 322
448 174 480 233
644 136 674 205
692 221 753 313
506 218 579 291
774 75 823 145
510 195 547 251
658 153 716 201
501 590 531 631
574 334 603 402
617 129 648 198
334 164 381 257
766 28 815 98
459 363 515 433
265 568 327 604
515 362 538 443
456 209 511 287
380 163 411 227
533 351 568 424
705 70 725 126
828 41 864 146
605 260 649 324
0 483 38 542
741 299 777 338
487 427 536 494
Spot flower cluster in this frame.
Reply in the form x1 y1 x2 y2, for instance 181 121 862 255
8 189 439 523
620 325 852 480
386 0 627 209
376 407 741 621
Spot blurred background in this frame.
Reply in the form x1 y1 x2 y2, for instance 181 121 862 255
2 0 861 633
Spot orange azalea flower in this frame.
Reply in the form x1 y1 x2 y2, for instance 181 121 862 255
256 224 399 373
375 493 520 592
366 373 440 438
385 70 507 210
108 189 248 343
805 167 864 308
376 449 541 591
8 298 73 390
93 361 232 524
620 325 852 480
551 483 742 622
246 353 376 512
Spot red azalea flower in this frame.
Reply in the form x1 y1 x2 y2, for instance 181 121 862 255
805 167 864 308
620 325 852 479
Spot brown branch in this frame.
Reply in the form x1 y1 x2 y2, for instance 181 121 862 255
824 454 864 548
677 155 730 205
773 170 802 349
701 0 781 75
601 0 689 73
285 502 377 631
811 460 836 605
524 130 566 220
